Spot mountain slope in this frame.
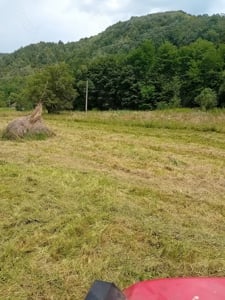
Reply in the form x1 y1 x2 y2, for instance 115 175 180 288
1 10 225 75
76 10 225 55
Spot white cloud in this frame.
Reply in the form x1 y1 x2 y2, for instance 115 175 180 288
208 0 225 14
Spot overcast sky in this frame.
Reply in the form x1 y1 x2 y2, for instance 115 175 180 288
1 0 225 53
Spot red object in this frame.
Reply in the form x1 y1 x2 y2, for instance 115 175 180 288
123 277 225 300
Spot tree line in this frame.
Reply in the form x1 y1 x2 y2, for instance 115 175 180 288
73 38 225 111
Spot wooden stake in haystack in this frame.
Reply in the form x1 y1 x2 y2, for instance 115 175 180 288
3 102 54 139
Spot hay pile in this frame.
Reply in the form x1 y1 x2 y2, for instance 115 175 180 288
3 103 54 139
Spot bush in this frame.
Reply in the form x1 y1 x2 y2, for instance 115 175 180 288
156 96 181 110
195 88 217 110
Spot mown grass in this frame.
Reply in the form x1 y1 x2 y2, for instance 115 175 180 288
0 108 225 299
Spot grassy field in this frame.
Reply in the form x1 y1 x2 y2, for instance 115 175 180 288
0 108 225 299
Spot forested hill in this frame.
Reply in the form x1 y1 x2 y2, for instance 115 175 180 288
80 10 225 53
1 11 225 73
0 10 225 111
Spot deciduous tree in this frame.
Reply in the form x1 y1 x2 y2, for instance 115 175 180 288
17 63 77 113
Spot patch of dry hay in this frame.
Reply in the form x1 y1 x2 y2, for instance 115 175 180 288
2 103 54 139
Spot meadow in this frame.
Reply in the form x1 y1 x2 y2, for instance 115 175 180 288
0 108 225 299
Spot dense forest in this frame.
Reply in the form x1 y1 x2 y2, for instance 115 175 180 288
0 11 225 112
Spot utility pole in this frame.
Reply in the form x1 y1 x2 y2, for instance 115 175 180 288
85 79 88 112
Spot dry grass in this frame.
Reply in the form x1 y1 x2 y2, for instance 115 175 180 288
1 108 225 299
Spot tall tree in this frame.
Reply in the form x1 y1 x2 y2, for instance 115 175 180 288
179 39 222 107
153 42 180 105
17 63 77 113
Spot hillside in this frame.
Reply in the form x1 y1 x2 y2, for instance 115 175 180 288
0 11 225 110
70 10 225 56
1 11 225 75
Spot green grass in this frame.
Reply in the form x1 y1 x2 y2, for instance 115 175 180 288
1 109 225 299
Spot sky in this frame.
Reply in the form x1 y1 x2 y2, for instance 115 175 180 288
0 0 225 53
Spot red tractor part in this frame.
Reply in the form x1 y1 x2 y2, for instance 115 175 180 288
123 277 225 300
85 278 225 300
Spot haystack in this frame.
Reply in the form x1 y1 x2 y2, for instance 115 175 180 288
3 103 54 139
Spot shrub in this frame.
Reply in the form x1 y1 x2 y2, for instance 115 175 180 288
195 88 217 110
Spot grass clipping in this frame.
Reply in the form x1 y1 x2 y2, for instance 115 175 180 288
2 103 54 140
